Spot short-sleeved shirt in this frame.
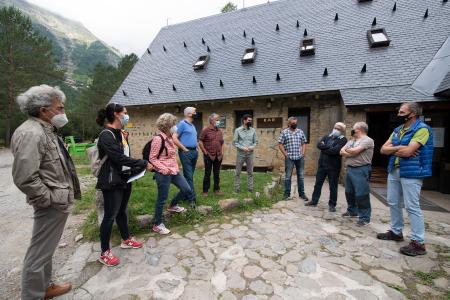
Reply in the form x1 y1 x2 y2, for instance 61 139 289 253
390 127 430 168
343 135 374 167
278 128 307 160
199 125 224 160
176 119 197 148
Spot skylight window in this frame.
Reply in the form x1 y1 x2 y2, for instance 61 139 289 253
367 28 390 47
241 48 256 64
193 55 209 70
300 38 315 56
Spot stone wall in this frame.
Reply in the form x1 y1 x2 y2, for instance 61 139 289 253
125 93 344 176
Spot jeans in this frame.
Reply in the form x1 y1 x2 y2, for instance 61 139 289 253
203 155 222 193
100 184 132 252
284 157 305 198
154 172 195 225
311 166 339 207
345 165 372 222
173 149 198 203
387 168 425 243
234 154 254 192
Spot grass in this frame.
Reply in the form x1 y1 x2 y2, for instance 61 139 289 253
71 153 90 166
76 169 282 240
415 270 447 286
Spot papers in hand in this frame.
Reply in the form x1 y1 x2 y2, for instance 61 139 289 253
127 170 146 183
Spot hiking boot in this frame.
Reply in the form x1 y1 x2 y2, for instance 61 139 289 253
152 223 171 235
305 202 317 207
44 283 72 299
400 240 427 256
356 220 370 227
299 195 309 201
376 230 404 242
121 237 143 249
167 205 186 213
98 249 120 267
342 212 358 218
328 206 336 212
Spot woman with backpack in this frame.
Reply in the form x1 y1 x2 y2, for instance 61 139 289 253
95 103 152 267
149 113 196 235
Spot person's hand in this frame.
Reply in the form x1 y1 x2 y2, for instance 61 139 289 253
243 147 249 152
146 163 154 171
183 147 189 152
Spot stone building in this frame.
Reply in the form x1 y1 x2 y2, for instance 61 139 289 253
111 0 450 192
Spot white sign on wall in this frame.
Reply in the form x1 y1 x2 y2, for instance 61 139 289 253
432 127 445 148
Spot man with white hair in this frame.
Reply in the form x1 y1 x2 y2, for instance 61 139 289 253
11 85 80 299
173 107 198 203
340 122 374 226
305 122 347 212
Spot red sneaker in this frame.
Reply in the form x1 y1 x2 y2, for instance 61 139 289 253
121 237 143 249
98 249 120 267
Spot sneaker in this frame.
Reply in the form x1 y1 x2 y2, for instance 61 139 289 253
152 223 171 235
305 202 317 207
376 230 404 242
167 205 186 213
121 237 143 249
202 192 208 197
400 240 427 256
214 191 225 196
299 195 309 201
356 220 370 227
342 212 358 218
328 206 336 212
98 249 120 267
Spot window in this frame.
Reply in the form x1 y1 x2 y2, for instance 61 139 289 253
241 48 256 64
367 28 390 47
235 110 253 128
300 38 315 56
288 108 310 142
193 55 209 70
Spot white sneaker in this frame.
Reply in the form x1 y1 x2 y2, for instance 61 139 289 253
167 205 186 213
152 223 171 235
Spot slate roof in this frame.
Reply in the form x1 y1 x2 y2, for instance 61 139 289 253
111 0 450 107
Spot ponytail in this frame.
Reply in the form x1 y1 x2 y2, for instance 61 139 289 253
96 108 107 126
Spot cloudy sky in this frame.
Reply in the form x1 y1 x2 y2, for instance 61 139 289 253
28 0 273 56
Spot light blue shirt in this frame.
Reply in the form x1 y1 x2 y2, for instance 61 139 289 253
177 120 197 148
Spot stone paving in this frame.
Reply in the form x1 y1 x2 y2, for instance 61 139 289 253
54 181 450 300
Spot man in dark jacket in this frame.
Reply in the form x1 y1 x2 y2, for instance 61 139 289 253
305 122 347 212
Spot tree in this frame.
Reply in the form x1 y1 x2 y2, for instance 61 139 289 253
0 6 63 146
221 2 237 13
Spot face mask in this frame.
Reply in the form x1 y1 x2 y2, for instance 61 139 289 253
246 121 252 127
290 124 297 129
170 125 177 134
215 121 221 128
330 129 340 137
351 129 356 137
51 113 68 128
120 114 130 127
395 113 412 126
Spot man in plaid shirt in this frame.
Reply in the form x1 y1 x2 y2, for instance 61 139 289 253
278 117 309 200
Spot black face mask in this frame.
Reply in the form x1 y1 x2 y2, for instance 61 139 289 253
395 113 412 126
246 122 252 127
290 124 297 129
351 129 356 137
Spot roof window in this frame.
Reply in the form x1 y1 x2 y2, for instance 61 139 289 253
367 28 390 47
193 55 209 70
241 48 256 64
300 38 315 56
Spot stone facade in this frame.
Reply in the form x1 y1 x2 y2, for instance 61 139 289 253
125 92 345 176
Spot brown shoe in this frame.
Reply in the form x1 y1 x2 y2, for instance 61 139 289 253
214 191 225 196
202 192 208 197
44 283 72 299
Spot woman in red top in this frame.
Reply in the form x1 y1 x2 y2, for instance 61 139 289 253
149 113 196 234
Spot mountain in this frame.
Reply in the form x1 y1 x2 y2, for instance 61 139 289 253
0 0 122 87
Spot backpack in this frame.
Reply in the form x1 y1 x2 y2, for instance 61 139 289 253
87 129 116 177
142 134 168 161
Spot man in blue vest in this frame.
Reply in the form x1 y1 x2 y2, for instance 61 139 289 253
378 102 433 256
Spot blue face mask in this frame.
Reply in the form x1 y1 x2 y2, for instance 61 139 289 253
120 114 130 127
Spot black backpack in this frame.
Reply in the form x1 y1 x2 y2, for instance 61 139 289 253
142 134 168 160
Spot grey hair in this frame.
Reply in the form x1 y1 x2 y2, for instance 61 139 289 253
353 121 369 133
401 102 422 116
184 106 196 116
208 113 219 124
287 116 298 123
16 85 66 117
156 113 178 133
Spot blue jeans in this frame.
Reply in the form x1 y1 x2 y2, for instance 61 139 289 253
173 149 198 203
284 157 305 198
345 165 371 222
154 172 195 225
387 168 425 243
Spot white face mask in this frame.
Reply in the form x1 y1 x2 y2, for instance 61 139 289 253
51 113 68 128
170 125 177 134
215 121 220 128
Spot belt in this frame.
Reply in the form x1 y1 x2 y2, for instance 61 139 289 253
348 164 371 168
186 147 197 151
